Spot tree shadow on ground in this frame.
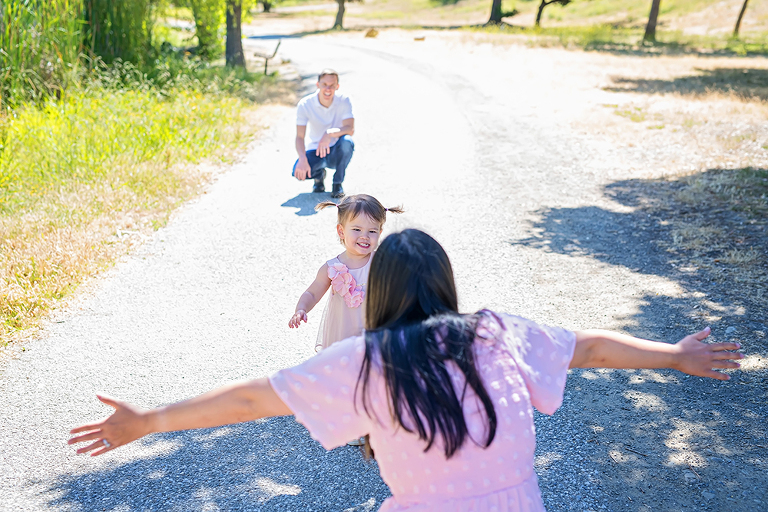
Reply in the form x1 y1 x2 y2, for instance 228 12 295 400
513 167 768 339
282 192 335 216
430 0 462 5
514 167 767 511
605 68 768 102
40 417 388 511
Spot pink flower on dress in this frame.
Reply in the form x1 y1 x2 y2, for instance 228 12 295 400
331 273 355 296
345 285 365 308
327 262 348 280
327 262 366 308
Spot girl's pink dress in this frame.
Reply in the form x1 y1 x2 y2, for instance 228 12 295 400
316 255 372 350
270 312 576 512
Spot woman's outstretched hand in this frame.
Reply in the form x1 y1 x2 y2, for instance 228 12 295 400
288 310 308 329
672 327 743 380
68 395 150 456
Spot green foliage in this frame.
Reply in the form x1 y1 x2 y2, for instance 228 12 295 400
182 0 225 57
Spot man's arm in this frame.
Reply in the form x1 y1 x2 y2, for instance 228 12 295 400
329 118 355 138
294 125 312 181
316 118 354 158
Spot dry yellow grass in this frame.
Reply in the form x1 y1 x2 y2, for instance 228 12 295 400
0 159 214 345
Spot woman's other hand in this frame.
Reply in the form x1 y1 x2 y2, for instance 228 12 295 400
68 395 150 456
672 327 743 380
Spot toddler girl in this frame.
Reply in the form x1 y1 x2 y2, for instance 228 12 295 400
288 194 403 351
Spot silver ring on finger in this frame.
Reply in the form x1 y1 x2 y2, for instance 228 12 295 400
102 439 112 448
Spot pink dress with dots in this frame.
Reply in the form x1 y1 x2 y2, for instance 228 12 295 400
270 312 576 512
316 255 371 350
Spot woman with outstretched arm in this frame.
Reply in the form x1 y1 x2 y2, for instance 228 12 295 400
70 229 742 512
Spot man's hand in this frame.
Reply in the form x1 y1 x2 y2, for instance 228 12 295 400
316 132 333 158
294 159 312 181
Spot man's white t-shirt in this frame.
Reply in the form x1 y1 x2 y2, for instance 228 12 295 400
296 91 354 152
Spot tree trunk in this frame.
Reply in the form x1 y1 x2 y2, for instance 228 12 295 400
262 0 272 13
535 0 548 27
488 0 503 24
733 0 749 37
643 0 661 43
226 0 245 67
334 0 345 29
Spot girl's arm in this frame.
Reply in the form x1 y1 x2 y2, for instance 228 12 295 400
570 327 743 380
289 264 332 328
69 378 291 456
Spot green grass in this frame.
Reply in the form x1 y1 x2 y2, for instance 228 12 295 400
468 24 768 55
539 0 724 23
615 106 647 122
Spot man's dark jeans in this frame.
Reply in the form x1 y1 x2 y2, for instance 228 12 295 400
292 135 354 185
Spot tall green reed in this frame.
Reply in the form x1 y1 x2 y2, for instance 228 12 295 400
83 0 154 65
0 0 157 108
0 0 84 107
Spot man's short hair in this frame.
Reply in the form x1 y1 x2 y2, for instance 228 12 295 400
318 69 339 82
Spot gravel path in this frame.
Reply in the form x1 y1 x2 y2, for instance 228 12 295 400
2 30 765 511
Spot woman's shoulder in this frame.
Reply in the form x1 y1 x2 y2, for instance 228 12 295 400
478 310 576 365
474 310 554 347
478 310 547 332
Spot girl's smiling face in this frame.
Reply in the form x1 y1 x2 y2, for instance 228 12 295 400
338 214 382 257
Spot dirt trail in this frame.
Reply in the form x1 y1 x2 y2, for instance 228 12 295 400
1 27 765 511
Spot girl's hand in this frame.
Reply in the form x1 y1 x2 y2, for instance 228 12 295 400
289 310 308 329
68 395 151 456
672 327 743 380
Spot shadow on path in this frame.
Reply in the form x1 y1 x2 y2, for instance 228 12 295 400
246 23 768 58
282 193 336 216
42 417 388 511
605 68 768 102
513 167 768 341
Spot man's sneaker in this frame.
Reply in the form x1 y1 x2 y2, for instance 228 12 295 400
331 183 345 198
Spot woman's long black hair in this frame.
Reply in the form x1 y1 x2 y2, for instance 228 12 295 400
355 229 497 458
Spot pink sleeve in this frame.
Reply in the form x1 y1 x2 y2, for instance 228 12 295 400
269 336 370 450
498 314 576 415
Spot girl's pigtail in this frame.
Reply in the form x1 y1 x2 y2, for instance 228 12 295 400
315 201 339 212
384 205 405 215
